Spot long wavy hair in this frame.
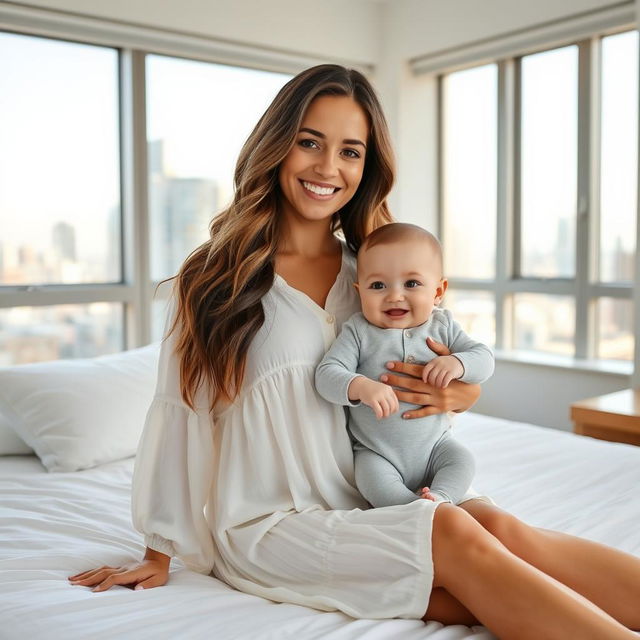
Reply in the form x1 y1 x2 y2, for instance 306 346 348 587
164 64 395 412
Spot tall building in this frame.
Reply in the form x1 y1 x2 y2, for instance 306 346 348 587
148 139 217 280
52 222 76 262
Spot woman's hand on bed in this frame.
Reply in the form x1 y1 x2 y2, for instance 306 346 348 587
68 549 170 592
380 338 481 419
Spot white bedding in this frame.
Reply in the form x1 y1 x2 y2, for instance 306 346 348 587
1 412 639 640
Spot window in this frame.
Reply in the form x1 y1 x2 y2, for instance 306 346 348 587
440 30 638 366
0 32 123 364
441 64 497 280
520 47 578 279
0 29 292 364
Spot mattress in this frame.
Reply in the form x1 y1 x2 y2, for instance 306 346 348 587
1 412 639 640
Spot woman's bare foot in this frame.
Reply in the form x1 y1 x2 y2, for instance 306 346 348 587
419 486 437 501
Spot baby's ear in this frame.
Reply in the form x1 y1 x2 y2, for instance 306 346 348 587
353 282 360 292
435 278 448 304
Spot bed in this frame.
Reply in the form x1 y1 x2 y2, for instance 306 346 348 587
1 348 639 639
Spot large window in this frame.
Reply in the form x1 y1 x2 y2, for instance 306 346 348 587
441 30 638 365
0 29 291 364
0 33 123 364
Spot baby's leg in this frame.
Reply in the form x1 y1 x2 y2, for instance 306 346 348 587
423 435 475 505
354 448 420 507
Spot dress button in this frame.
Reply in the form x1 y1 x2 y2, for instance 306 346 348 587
405 330 412 338
326 315 335 324
407 355 416 363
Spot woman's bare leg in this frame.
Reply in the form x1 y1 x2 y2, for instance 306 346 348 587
459 499 640 629
430 503 637 639
423 587 478 626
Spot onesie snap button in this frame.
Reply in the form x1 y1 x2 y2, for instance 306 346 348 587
407 355 416 363
326 315 335 324
404 330 412 338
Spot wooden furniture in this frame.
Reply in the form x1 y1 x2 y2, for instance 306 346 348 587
571 388 640 446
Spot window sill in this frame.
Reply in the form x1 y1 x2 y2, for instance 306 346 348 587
493 349 632 377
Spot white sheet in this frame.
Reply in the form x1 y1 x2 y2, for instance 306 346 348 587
1 412 639 640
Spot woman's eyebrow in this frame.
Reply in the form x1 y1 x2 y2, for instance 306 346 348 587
299 127 367 149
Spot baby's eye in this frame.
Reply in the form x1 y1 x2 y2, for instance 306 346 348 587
405 280 421 288
298 138 319 149
369 281 385 290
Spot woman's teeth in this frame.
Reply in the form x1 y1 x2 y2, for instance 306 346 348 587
302 181 337 196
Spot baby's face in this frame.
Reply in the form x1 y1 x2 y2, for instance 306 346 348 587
355 240 446 330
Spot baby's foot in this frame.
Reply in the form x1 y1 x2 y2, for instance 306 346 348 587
419 487 436 501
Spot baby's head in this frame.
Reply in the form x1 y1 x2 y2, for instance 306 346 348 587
355 223 447 329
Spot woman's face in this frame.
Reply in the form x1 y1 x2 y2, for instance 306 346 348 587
278 95 369 226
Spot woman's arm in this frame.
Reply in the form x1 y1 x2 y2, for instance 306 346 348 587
380 337 481 419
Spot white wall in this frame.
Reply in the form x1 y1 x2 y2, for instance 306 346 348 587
6 0 380 65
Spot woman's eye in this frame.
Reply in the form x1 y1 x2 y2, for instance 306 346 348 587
298 138 319 149
342 148 361 159
405 280 421 288
369 281 385 290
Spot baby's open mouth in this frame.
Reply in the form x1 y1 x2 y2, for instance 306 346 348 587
384 309 408 317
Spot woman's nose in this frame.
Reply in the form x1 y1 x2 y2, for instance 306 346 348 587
314 152 338 178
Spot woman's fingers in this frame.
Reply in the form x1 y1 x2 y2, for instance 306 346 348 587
426 337 451 357
402 405 443 419
68 566 110 581
381 372 432 394
394 390 431 406
69 568 114 585
92 568 144 592
134 574 166 590
385 361 425 380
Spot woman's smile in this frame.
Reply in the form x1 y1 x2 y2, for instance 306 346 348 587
300 179 341 199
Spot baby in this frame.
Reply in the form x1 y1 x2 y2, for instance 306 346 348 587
315 223 494 507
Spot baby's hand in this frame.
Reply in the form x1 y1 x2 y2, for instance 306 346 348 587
349 377 399 419
421 355 464 389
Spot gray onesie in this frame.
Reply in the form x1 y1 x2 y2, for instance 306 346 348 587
315 308 494 507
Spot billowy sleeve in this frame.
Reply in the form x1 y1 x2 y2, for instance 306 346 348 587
131 296 215 574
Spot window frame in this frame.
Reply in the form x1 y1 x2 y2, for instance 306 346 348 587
437 28 637 371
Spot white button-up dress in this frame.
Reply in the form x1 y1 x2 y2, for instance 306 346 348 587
131 242 445 619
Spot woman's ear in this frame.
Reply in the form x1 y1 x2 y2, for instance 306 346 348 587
434 278 448 305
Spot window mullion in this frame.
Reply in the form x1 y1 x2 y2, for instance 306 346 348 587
496 59 522 349
120 48 150 349
575 39 596 359
496 58 516 350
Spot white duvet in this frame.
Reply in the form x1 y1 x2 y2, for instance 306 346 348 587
1 412 639 640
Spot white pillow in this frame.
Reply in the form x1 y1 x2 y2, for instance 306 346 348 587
0 410 34 455
0 344 160 472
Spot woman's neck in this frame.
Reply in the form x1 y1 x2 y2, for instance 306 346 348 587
278 219 340 259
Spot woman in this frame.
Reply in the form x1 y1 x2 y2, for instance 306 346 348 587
68 65 639 639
